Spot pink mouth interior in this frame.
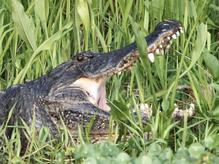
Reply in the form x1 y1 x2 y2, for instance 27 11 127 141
97 84 110 112
72 77 110 112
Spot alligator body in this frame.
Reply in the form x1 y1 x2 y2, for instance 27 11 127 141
0 20 182 139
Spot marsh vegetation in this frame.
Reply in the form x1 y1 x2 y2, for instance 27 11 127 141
0 0 219 163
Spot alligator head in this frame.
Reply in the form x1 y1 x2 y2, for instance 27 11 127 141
49 20 183 112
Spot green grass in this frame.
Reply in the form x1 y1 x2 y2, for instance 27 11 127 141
1 0 219 163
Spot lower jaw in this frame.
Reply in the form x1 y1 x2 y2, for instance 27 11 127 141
97 101 111 112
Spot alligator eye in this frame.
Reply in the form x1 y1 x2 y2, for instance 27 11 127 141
76 52 94 62
77 55 87 61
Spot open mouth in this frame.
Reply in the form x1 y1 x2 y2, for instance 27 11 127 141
72 20 183 112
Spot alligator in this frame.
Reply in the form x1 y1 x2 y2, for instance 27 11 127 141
0 20 183 140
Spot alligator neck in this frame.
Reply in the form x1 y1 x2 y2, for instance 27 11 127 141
24 75 55 97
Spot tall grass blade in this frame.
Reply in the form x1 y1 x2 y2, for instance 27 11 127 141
180 23 207 78
11 0 37 50
203 52 219 79
76 0 90 50
34 0 48 24
13 22 72 84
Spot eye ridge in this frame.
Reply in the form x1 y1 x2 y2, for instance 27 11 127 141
76 51 94 62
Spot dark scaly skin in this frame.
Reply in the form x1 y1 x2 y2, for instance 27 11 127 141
0 20 182 139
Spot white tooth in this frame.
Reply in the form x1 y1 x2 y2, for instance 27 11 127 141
118 71 121 75
176 31 180 36
162 40 165 44
167 36 171 40
172 34 177 39
148 53 155 63
159 45 163 49
166 45 171 49
160 49 164 55
155 49 160 54
180 29 184 33
189 103 195 110
179 27 183 30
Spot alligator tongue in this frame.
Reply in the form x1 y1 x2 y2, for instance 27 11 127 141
97 84 110 112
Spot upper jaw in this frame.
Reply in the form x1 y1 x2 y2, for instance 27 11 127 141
146 20 183 62
78 20 183 76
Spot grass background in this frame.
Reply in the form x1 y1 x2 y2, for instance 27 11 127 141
0 0 219 163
